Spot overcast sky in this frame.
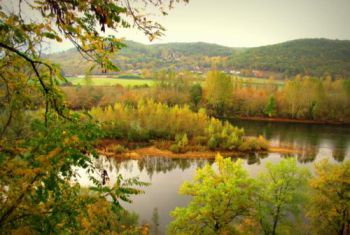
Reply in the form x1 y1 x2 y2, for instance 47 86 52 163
42 0 350 51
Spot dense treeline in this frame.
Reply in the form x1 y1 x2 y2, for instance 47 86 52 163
90 100 268 152
230 76 350 122
169 155 350 235
62 71 350 123
49 38 350 77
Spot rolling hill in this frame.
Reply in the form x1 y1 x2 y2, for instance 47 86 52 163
230 38 350 77
48 38 350 77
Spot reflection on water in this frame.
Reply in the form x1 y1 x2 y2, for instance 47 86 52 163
77 156 213 234
231 119 350 160
77 120 350 234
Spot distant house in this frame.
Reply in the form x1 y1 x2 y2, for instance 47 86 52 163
230 70 241 75
252 70 263 78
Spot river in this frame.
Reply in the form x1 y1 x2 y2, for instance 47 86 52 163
77 120 350 234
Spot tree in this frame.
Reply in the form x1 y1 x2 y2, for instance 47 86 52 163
248 158 310 235
0 115 150 233
168 154 256 234
205 70 233 116
282 76 303 118
0 0 187 233
307 159 350 235
190 83 203 109
264 95 277 117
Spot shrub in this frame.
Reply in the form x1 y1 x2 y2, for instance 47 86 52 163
238 136 269 152
193 136 208 145
176 134 189 148
256 135 269 150
239 140 253 152
170 134 189 153
207 136 219 150
170 144 181 153
108 144 127 154
127 129 149 142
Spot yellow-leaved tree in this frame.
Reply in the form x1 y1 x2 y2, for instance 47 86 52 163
307 159 350 235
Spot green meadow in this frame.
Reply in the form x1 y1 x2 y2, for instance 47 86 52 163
68 77 155 87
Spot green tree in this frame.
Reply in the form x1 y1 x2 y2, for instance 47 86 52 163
307 159 350 235
251 158 310 235
168 154 256 234
205 70 233 116
264 95 277 117
190 83 203 109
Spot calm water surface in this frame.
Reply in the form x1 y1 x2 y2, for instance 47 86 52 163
78 120 350 234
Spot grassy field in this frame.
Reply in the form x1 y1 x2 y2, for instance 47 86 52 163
197 76 285 89
66 75 285 89
67 77 155 87
237 77 284 85
232 76 285 90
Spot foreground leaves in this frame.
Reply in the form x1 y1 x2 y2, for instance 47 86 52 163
307 159 350 235
0 114 147 233
168 155 256 234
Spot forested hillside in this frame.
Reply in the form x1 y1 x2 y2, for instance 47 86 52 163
49 41 235 76
230 38 350 77
49 39 350 77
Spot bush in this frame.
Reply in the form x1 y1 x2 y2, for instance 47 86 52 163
256 135 269 150
238 136 269 152
107 144 127 154
238 139 254 152
176 134 188 148
127 129 150 142
170 134 189 153
170 144 181 153
193 136 208 145
127 122 150 141
207 136 219 150
205 120 244 150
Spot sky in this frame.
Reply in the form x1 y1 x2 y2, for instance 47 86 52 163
116 0 350 47
9 0 347 52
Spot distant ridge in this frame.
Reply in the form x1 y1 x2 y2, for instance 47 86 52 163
230 38 350 77
48 38 350 77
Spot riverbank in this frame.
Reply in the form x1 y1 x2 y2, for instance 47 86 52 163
96 139 305 159
233 116 350 125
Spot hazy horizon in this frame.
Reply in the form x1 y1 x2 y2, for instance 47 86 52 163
38 0 350 52
50 37 350 54
119 0 350 44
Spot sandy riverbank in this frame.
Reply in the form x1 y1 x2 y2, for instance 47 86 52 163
97 139 305 159
236 116 350 125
